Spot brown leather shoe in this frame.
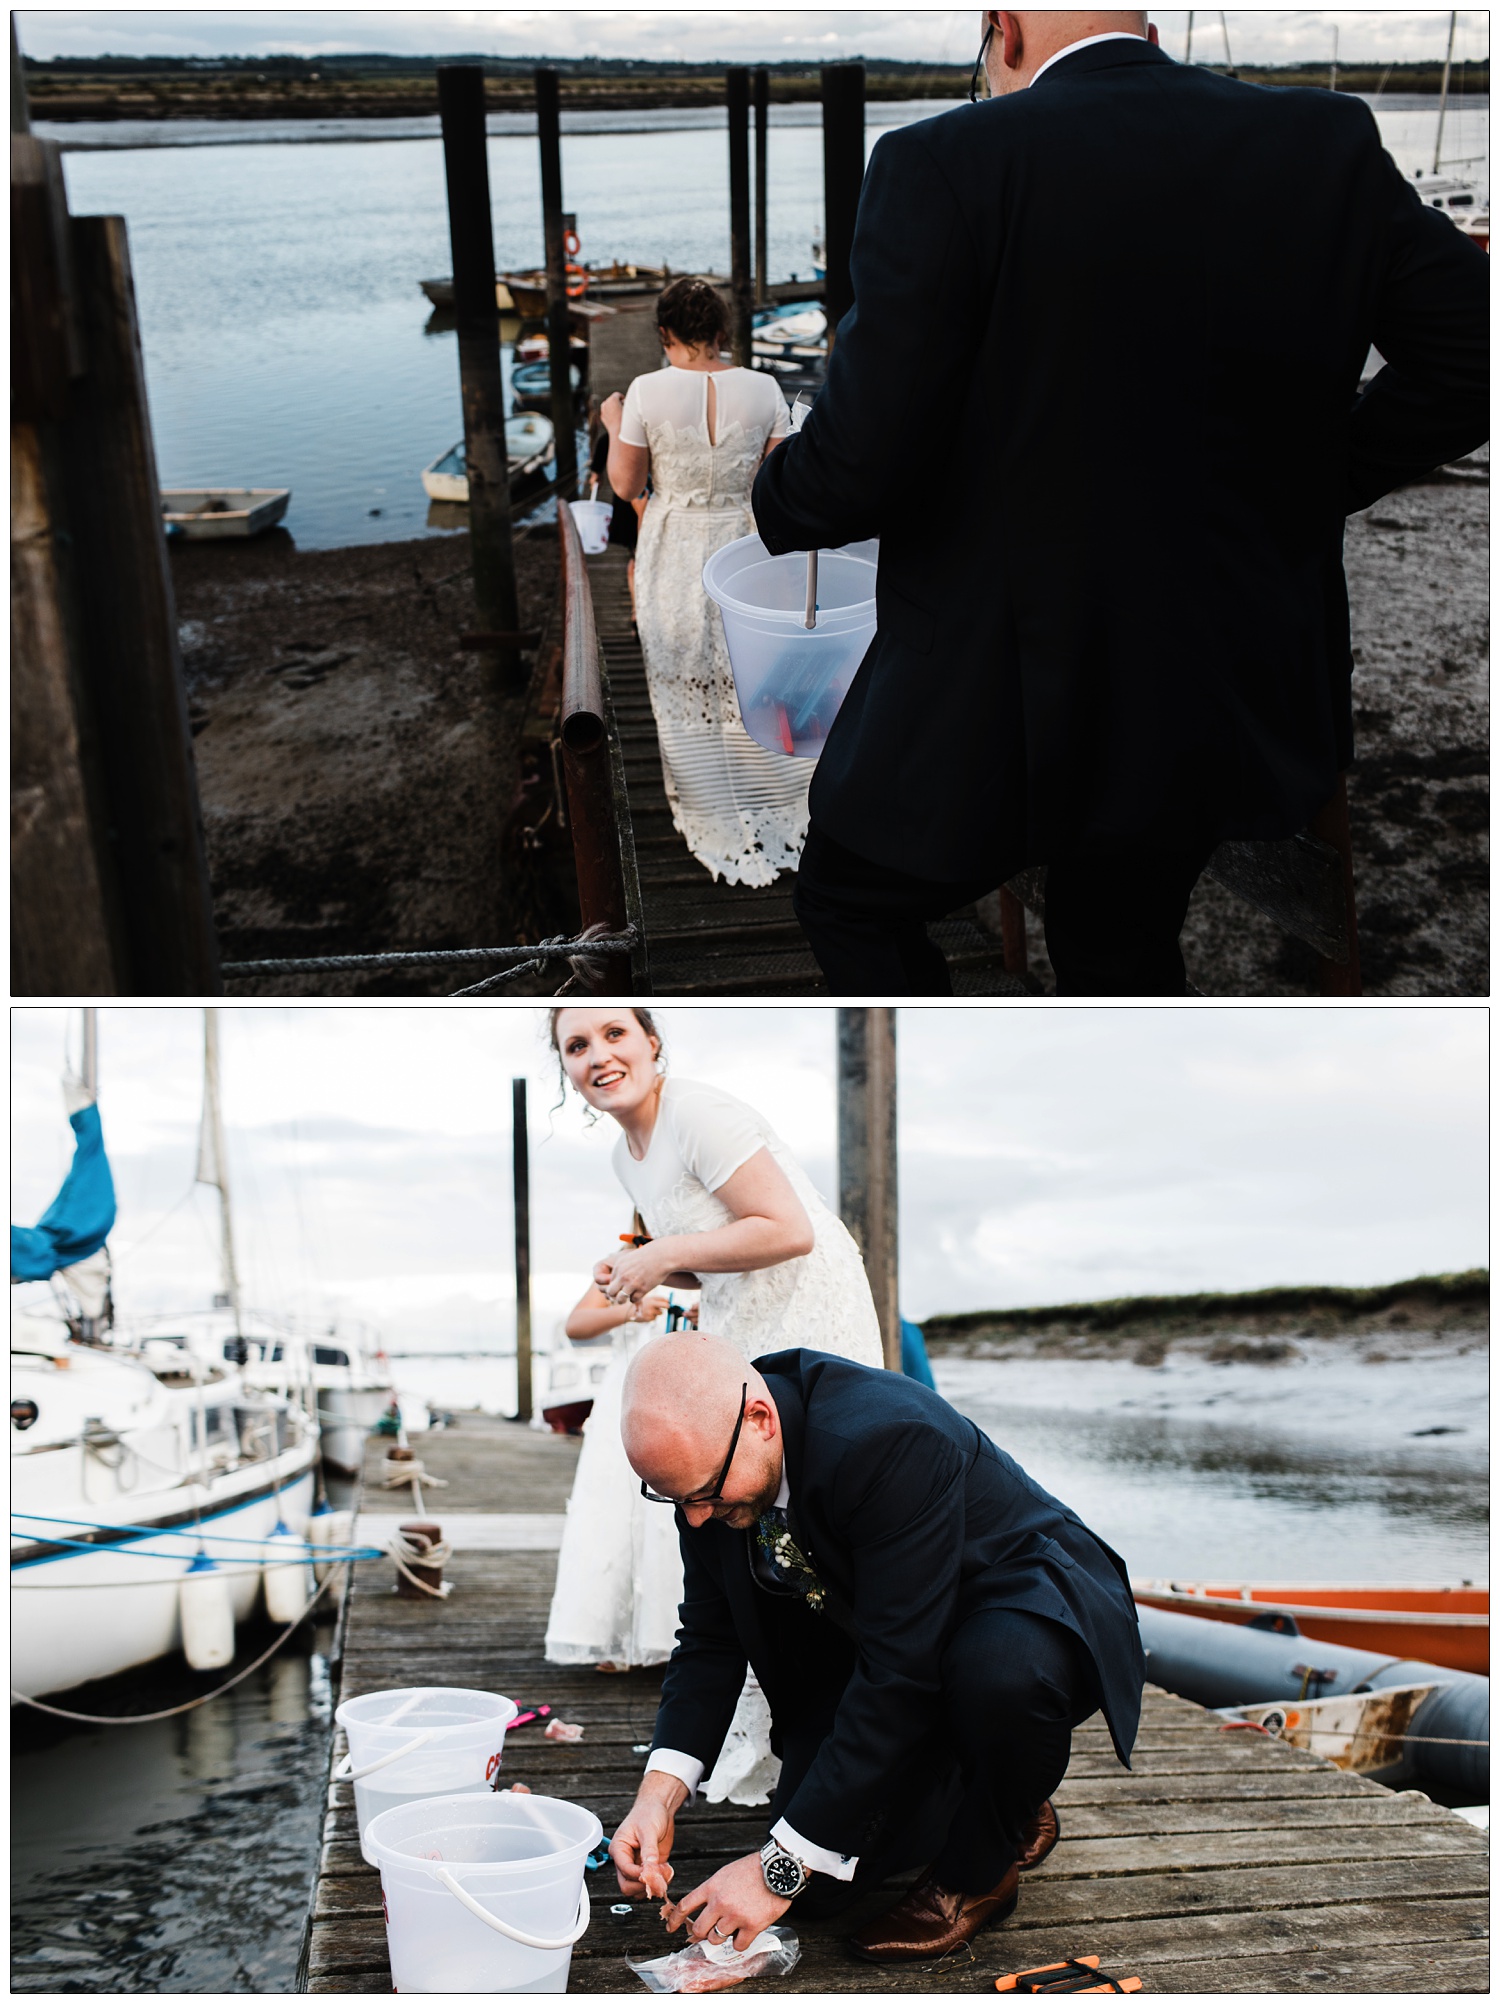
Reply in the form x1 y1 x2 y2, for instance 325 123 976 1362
850 1861 1020 1963
1018 1798 1060 1871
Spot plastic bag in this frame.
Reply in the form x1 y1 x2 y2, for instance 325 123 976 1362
627 1926 800 1993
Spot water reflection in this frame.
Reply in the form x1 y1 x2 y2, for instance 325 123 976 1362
945 1380 1489 1581
11 1620 336 1993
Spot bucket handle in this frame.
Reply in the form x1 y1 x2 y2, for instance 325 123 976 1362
333 1727 439 1783
434 1871 591 1952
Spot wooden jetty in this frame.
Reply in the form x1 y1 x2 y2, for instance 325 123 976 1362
583 543 1028 995
301 1415 1487 1994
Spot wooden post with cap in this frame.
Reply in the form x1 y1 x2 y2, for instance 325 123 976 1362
513 1076 533 1422
752 66 769 306
837 1009 900 1370
437 62 523 695
535 66 579 499
820 61 865 341
726 67 753 367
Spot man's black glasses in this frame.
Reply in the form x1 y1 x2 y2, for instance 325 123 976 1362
641 1383 747 1506
969 21 994 103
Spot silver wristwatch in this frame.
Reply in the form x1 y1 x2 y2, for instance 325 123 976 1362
759 1837 809 1899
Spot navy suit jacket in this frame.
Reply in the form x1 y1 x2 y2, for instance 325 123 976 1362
752 39 1489 878
650 1349 1146 1859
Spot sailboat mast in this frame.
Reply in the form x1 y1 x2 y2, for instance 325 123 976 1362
200 1009 243 1339
1433 10 1457 173
82 1008 97 1094
1185 11 1194 65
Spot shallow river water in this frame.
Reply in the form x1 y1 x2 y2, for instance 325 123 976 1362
10 1344 1487 1990
42 92 1488 550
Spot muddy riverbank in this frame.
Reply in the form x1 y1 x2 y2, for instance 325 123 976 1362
180 467 1485 997
173 526 575 996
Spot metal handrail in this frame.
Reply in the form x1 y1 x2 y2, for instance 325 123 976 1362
557 503 650 992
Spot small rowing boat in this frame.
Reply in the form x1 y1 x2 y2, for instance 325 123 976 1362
161 488 290 539
420 414 555 504
1132 1579 1489 1676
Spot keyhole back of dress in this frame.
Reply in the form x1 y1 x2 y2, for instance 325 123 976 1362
705 373 717 448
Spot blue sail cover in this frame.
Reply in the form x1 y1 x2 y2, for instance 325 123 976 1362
11 1102 117 1280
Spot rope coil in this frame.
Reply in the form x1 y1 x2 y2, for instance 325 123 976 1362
387 1526 454 1600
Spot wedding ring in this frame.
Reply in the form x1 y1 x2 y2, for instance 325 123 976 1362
707 1924 728 1939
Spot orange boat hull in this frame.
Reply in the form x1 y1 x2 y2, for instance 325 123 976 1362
1131 1581 1489 1677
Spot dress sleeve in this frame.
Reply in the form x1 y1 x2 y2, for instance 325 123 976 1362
767 379 793 441
619 375 649 449
670 1082 770 1194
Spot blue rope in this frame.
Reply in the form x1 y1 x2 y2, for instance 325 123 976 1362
13 1510 366 1552
12 1527 383 1565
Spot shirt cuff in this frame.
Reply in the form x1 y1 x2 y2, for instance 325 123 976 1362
645 1748 704 1799
771 1817 858 1882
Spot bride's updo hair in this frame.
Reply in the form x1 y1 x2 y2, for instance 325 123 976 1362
656 277 730 355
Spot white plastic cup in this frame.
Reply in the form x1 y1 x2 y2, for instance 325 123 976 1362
568 498 613 555
334 1687 519 1863
366 1790 602 1994
702 533 878 759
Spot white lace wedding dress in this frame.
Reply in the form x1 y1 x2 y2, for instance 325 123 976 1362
543 1075 883 1804
620 366 810 888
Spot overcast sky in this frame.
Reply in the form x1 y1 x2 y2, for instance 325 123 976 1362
11 1007 1487 1350
15 10 1490 67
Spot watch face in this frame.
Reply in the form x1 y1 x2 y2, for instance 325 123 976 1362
764 1851 803 1897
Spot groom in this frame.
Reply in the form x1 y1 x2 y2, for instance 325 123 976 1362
608 1333 1145 1961
753 11 1490 995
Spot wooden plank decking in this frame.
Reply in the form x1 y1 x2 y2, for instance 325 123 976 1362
586 544 1029 996
301 1415 1487 1995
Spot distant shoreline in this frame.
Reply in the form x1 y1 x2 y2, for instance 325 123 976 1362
20 59 1488 123
923 1270 1489 1358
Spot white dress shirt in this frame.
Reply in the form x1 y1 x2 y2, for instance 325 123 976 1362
644 1465 858 1881
1030 30 1148 87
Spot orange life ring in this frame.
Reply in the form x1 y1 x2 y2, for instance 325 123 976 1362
563 227 581 258
565 261 588 299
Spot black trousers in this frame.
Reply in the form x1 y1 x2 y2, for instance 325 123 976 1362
792 823 1218 997
766 1607 1098 1906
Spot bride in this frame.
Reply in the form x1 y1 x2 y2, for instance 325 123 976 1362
542 1004 882 1805
600 277 806 889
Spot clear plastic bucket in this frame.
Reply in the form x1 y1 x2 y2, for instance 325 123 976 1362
702 534 878 759
365 1790 602 1994
568 499 613 554
334 1687 518 1864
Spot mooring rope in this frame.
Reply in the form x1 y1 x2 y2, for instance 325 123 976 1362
11 1562 349 1724
386 1526 454 1600
219 926 635 995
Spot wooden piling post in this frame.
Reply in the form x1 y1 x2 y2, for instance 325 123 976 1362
437 63 523 695
837 1008 900 1370
535 67 579 500
12 134 221 994
752 67 769 306
726 67 753 367
513 1076 533 1423
820 62 865 338
1309 776 1362 995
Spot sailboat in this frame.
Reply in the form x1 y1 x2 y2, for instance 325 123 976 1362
11 1012 321 1701
1408 11 1489 250
131 1011 394 1477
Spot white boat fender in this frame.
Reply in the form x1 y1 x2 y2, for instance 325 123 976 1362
263 1518 312 1623
180 1553 236 1670
307 1503 355 1585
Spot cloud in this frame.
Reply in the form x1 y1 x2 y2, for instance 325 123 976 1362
11 1006 1487 1337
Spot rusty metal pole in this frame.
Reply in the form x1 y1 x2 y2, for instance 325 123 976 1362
535 67 579 500
820 62 865 341
558 504 631 989
1310 776 1362 995
837 1009 900 1370
513 1076 533 1423
726 68 753 367
752 67 769 305
438 63 523 695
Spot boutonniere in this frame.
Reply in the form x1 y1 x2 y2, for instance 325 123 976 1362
757 1518 826 1613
